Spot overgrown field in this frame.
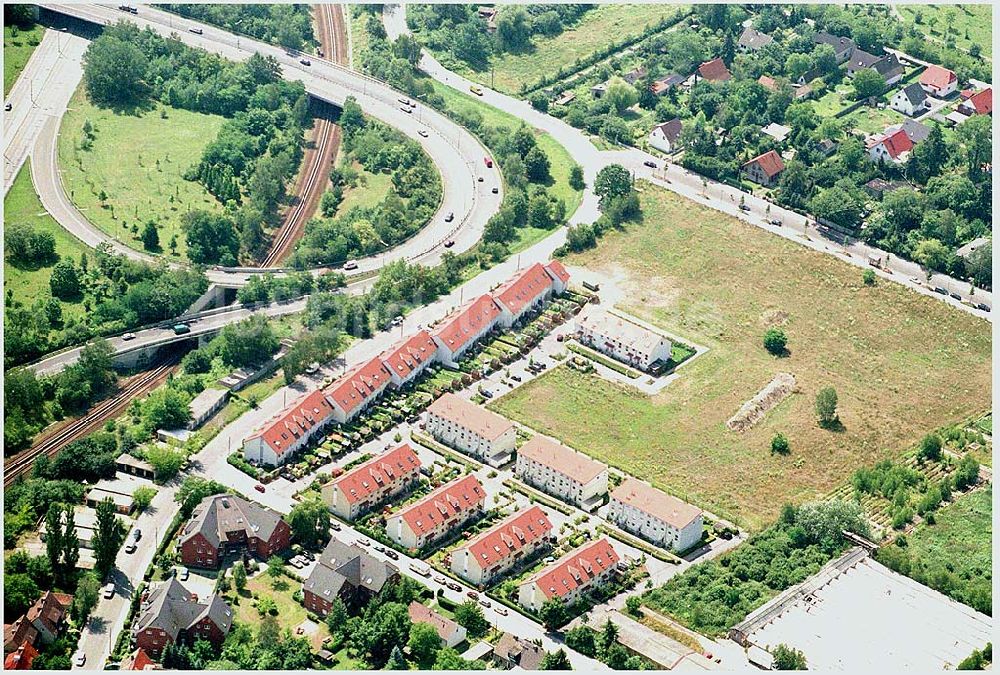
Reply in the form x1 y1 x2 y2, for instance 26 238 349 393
490 185 991 529
898 4 992 58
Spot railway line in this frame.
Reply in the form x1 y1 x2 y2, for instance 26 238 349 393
3 356 180 488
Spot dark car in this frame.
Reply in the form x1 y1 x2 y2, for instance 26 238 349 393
739 204 751 212
933 287 948 295
447 581 462 592
491 186 499 194
4 102 11 112
444 240 455 248
189 27 203 35
643 160 657 169
769 218 782 226
949 292 962 300
300 58 312 66
976 303 991 312
480 389 493 399
384 549 399 560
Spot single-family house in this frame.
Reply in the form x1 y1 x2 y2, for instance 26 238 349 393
958 87 992 116
450 506 553 586
3 592 72 653
431 294 503 367
864 178 912 200
742 149 785 186
493 633 546 670
846 49 882 77
3 643 38 670
648 118 683 153
303 539 399 615
607 478 703 552
919 65 958 97
543 259 570 295
178 494 291 569
650 74 684 96
517 539 620 612
761 122 791 143
872 53 904 86
866 127 914 164
697 57 731 83
322 444 422 521
956 237 990 259
622 66 648 85
737 26 773 52
425 393 516 466
133 579 232 657
813 32 856 62
408 602 467 648
890 83 929 116
119 648 159 671
385 475 486 550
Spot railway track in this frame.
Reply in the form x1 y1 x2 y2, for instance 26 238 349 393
3 357 180 488
260 4 348 267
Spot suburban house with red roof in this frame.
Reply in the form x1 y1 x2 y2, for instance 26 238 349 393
3 591 72 654
492 263 556 328
515 436 609 511
742 150 785 186
426 393 517 466
379 330 438 388
242 389 335 466
178 494 291 569
408 601 467 648
385 475 486 550
958 87 993 116
450 506 553 586
322 444 422 521
866 127 914 164
120 648 159 671
607 478 703 552
517 539 620 612
543 260 570 295
3 642 38 670
697 57 731 83
432 294 503 366
919 64 958 97
133 579 232 657
325 356 394 424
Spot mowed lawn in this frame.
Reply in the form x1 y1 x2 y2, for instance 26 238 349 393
57 86 226 262
4 23 45 95
431 80 583 222
4 163 90 320
898 4 992 58
490 185 991 530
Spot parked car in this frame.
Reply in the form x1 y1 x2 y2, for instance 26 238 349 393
480 389 493 399
373 544 385 553
410 562 431 577
384 549 399 561
769 218 782 226
188 27 203 35
479 598 492 608
467 590 479 600
477 176 484 182
331 521 342 531
178 567 189 581
494 606 508 616
103 583 115 599
976 303 991 312
510 374 522 382
418 129 429 138
739 204 751 212
398 97 411 106
643 160 657 169
933 287 948 295
122 332 136 341
434 575 446 584
447 581 462 592
132 529 142 541
4 102 11 111
290 558 304 569
125 542 137 554
74 653 87 668
391 315 405 327
444 240 455 248
400 106 412 113
254 483 265 493
300 58 312 66
357 537 371 547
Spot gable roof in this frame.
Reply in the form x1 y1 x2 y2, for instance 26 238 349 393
393 474 485 538
247 388 334 456
544 260 570 285
966 87 993 115
651 118 683 143
518 435 607 484
3 618 38 655
738 26 773 50
380 330 437 381
454 506 552 569
848 49 881 70
493 263 553 317
758 75 779 92
697 57 731 82
867 128 913 159
814 32 855 56
304 538 398 599
121 648 157 671
495 633 546 670
611 478 703 529
892 119 930 144
3 642 38 670
873 53 904 79
526 538 619 600
26 591 71 635
179 494 286 549
408 601 463 642
427 393 513 441
326 356 393 416
432 294 502 355
327 444 421 505
650 74 685 94
919 65 956 90
896 82 927 106
743 149 785 178
135 578 232 641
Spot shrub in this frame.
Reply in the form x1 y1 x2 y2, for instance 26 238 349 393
763 328 787 355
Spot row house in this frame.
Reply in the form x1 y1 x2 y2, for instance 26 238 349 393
515 435 609 512
133 579 232 657
321 444 422 521
517 539 619 612
575 309 672 372
325 356 394 424
493 262 556 328
178 494 291 569
303 538 399 616
426 393 517 466
242 389 336 467
386 475 486 550
379 330 438 388
607 478 703 552
432 294 503 367
450 506 553 586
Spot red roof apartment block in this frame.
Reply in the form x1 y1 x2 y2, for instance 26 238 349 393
386 474 486 550
518 539 619 611
698 57 731 82
379 330 438 387
243 388 335 466
493 263 554 327
450 506 553 585
325 356 393 422
322 444 422 520
432 294 503 365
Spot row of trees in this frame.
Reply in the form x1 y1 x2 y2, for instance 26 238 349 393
163 4 314 52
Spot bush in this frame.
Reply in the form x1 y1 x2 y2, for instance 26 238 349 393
770 433 790 455
763 328 787 355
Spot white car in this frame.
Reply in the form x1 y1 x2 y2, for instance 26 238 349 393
418 129 429 138
178 567 189 581
122 332 136 341
73 653 86 667
103 583 115 599
357 537 371 547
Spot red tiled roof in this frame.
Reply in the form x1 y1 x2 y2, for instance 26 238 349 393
457 506 552 569
758 75 778 92
121 648 156 671
4 642 38 670
433 294 502 354
326 356 392 415
967 87 992 115
528 538 619 600
427 393 514 441
26 592 71 635
249 389 334 456
743 149 785 178
408 601 463 642
494 263 553 317
878 128 914 159
395 475 485 537
919 65 956 90
544 260 570 285
380 330 437 381
329 444 421 505
698 57 731 82
3 618 38 653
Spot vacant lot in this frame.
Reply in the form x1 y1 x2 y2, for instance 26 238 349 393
4 163 90 319
898 4 992 58
4 23 44 95
57 86 226 262
491 185 991 529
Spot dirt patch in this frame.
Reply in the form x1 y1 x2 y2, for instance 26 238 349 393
761 309 790 327
727 372 797 433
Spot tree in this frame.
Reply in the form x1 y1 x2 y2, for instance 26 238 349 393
288 495 330 549
219 315 279 368
539 597 569 631
354 602 412 667
964 243 991 288
953 454 979 490
325 597 349 635
267 555 284 578
530 92 550 112
92 497 125 577
408 622 442 667
71 572 101 624
45 503 65 579
815 387 839 427
540 649 572 670
232 560 247 592
597 619 619 656
141 221 160 251
913 239 950 273
4 223 56 267
453 600 489 638
176 477 226 517
49 259 82 301
83 32 149 107
569 164 585 191
129 485 155 513
4 573 40 618
594 164 632 207
772 644 807 670
276 22 303 51
771 432 790 456
496 6 530 52
763 328 787 355
524 146 551 183
605 77 639 113
183 210 240 265
565 625 597 656
386 644 409 670
142 387 192 431
918 434 942 462
852 68 885 100
809 186 861 229
145 445 185 481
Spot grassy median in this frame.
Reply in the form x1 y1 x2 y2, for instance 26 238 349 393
4 23 45 95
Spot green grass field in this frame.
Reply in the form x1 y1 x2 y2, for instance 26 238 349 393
490 185 991 530
898 4 992 58
335 161 393 217
57 86 226 262
4 23 45 95
349 8 372 68
431 80 583 220
843 104 906 135
4 163 90 320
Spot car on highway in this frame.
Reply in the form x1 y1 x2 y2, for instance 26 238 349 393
173 323 191 335
494 605 508 616
444 240 455 248
477 175 484 182
483 156 493 168
643 160 657 169
400 106 412 113
300 58 312 66
103 583 115 599
122 332 136 341
254 483 266 493
189 27 203 34
418 129 428 138
444 212 454 223
125 542 137 554
4 102 11 112
470 85 484 96
343 260 358 271
74 653 86 668
491 187 499 194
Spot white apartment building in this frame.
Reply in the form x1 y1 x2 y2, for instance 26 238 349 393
450 506 553 586
517 538 619 612
515 436 608 511
385 475 486 550
576 310 672 371
425 393 517 467
321 444 422 521
607 478 703 552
